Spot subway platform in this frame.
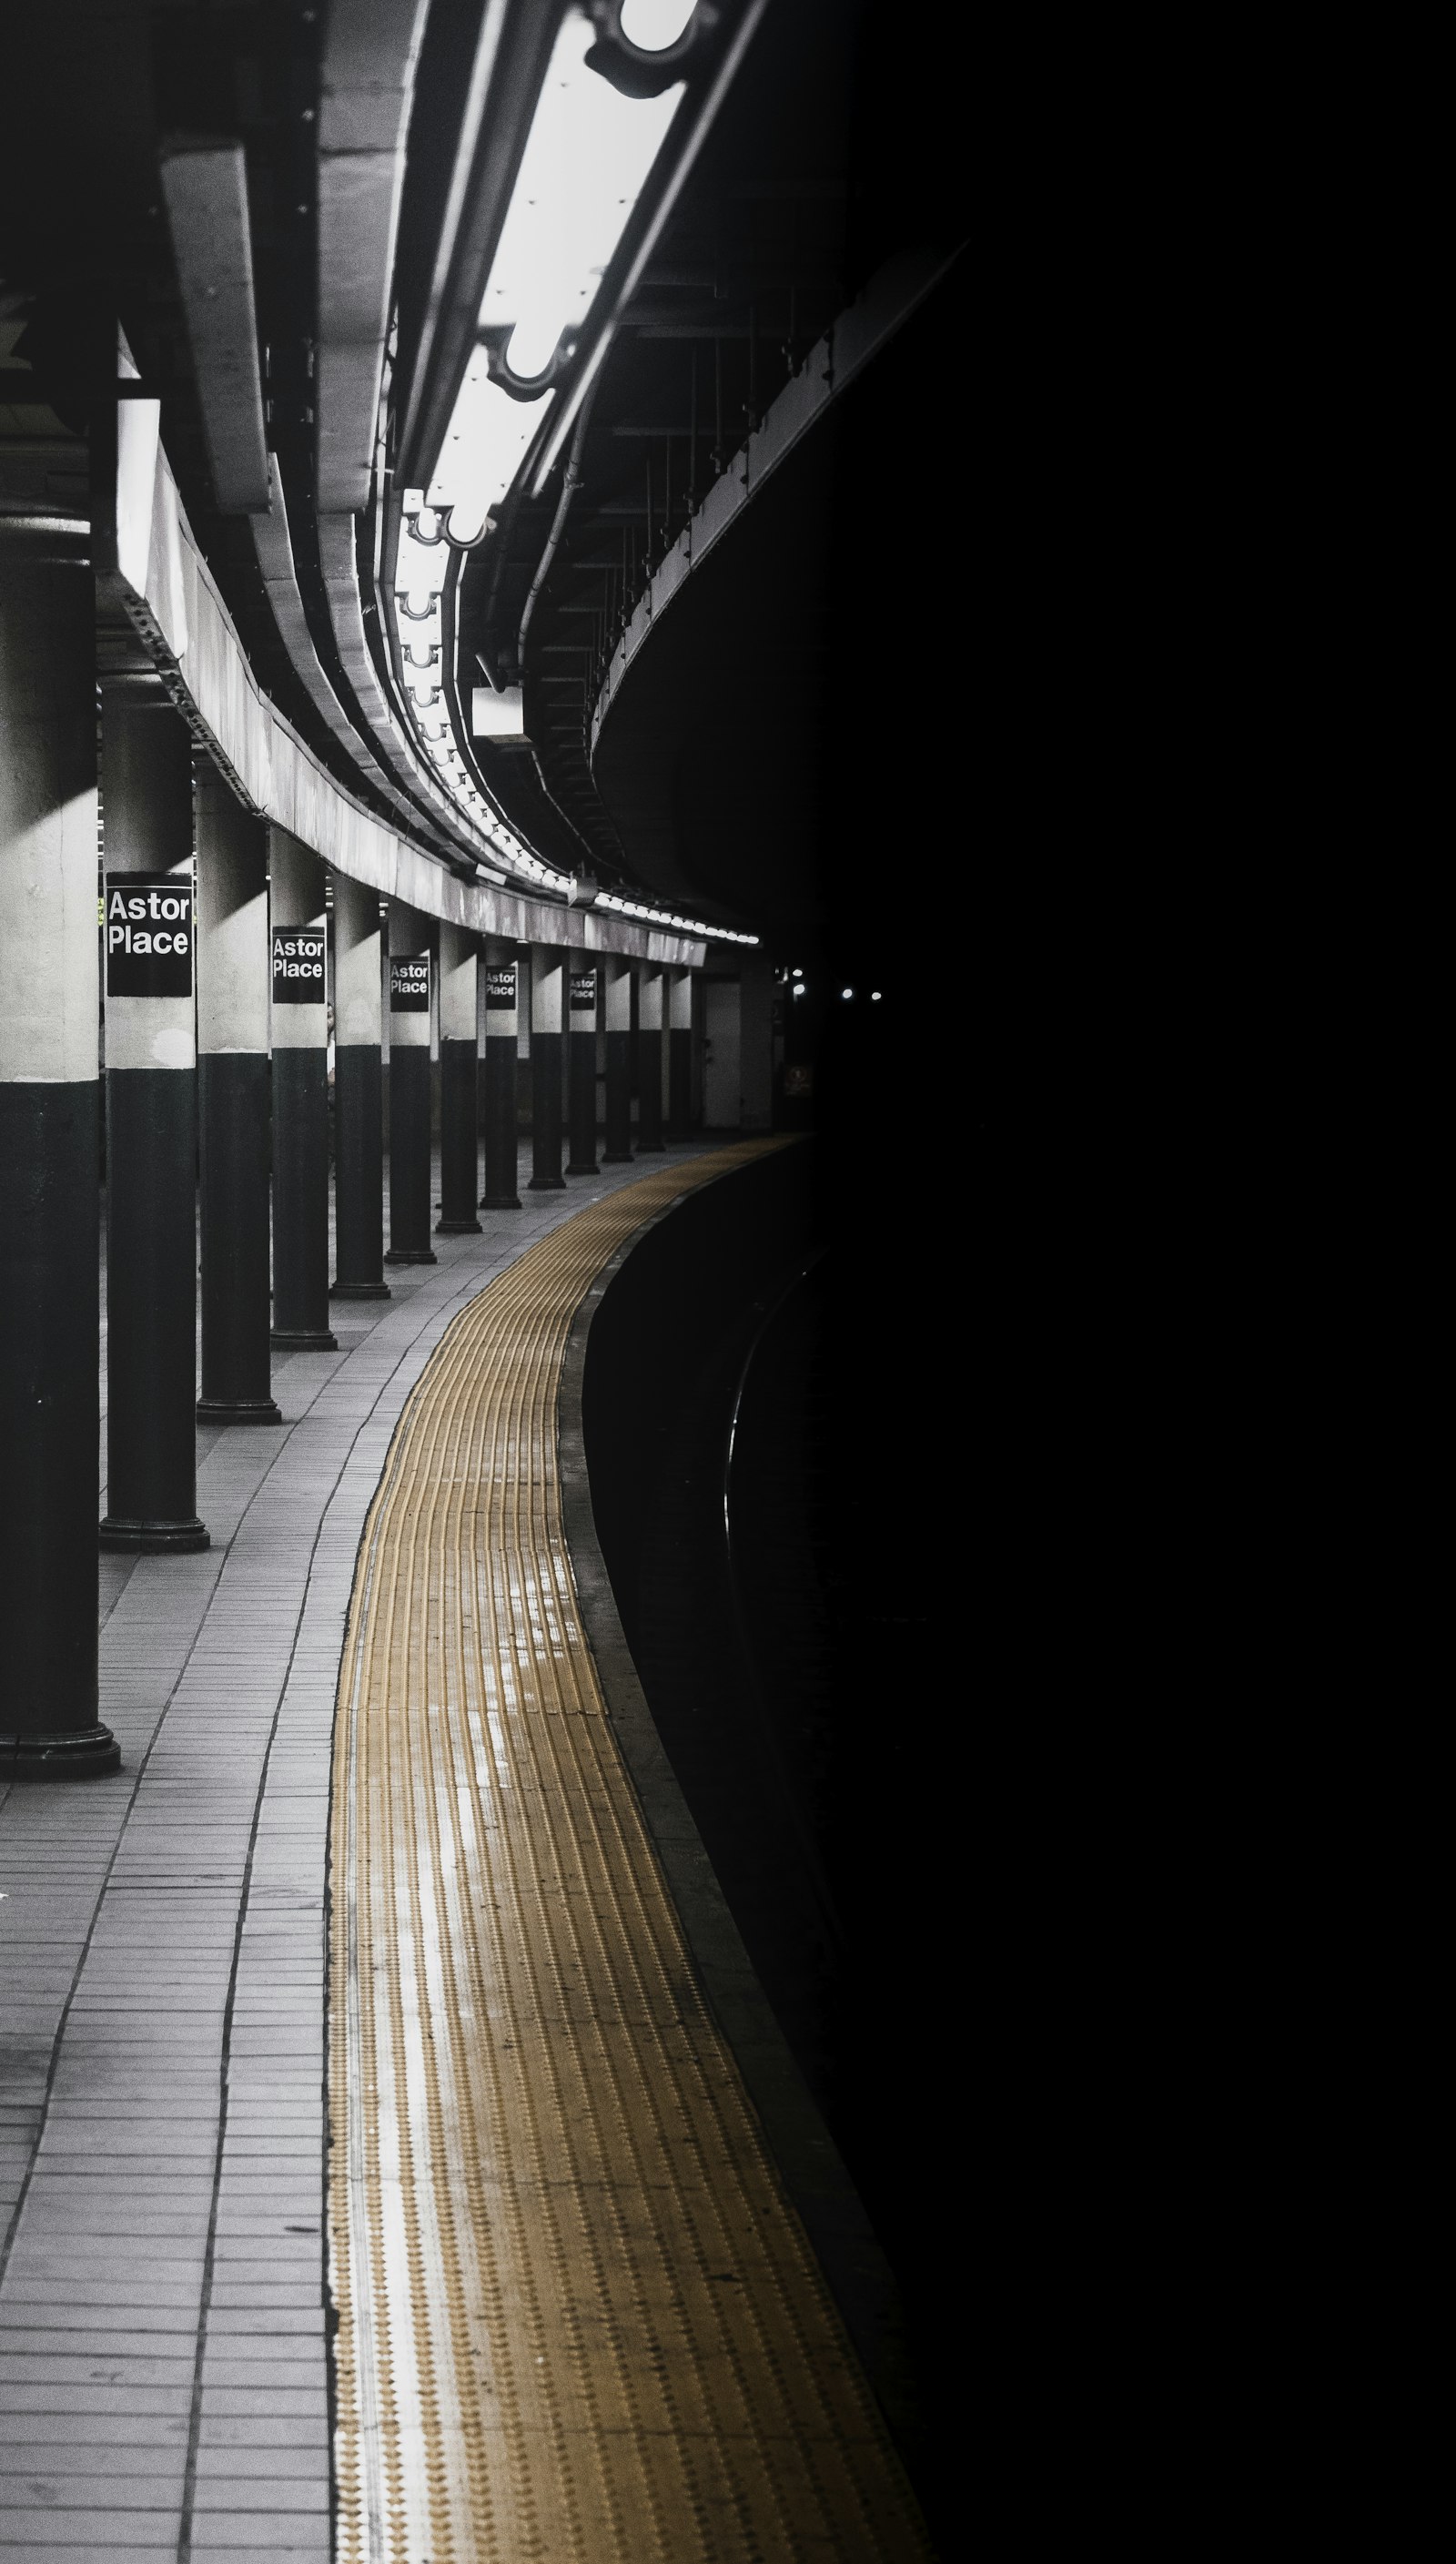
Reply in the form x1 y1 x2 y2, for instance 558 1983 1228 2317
1 1140 931 2563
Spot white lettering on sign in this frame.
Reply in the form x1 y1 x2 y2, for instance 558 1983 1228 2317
107 889 188 924
390 955 431 1013
271 927 327 1005
105 873 194 998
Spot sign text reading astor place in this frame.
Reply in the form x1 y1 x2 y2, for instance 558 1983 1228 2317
271 927 326 1004
485 966 517 1011
569 971 597 1011
390 954 430 1013
105 873 194 998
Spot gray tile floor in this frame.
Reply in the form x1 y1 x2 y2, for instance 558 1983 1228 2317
1 1143 711 2562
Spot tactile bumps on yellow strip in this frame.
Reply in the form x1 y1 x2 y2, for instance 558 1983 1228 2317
328 1142 930 2563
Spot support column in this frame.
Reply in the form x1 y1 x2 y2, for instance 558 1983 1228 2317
602 956 632 1160
0 520 117 1777
196 768 278 1422
386 902 436 1262
529 944 565 1191
480 942 521 1209
667 966 693 1140
99 684 207 1553
437 922 480 1231
331 873 389 1298
268 830 335 1350
566 960 599 1174
636 963 665 1152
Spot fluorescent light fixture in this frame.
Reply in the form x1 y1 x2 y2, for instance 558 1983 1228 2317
471 684 527 740
427 364 551 542
480 8 684 382
394 522 449 616
622 0 697 46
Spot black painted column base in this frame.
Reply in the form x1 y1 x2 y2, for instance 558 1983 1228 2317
334 1045 388 1298
481 1044 521 1207
198 1053 275 1424
567 1028 597 1174
388 1045 435 1262
603 1028 632 1163
3 1079 104 1761
530 1028 564 1191
636 1030 664 1152
439 1037 480 1231
99 1514 210 1554
667 1024 693 1141
105 1069 209 1554
1 1727 121 1781
272 1049 332 1350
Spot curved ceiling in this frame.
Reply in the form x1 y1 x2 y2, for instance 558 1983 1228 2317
2 0 968 958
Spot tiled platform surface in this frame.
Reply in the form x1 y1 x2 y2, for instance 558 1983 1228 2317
0 1145 715 2564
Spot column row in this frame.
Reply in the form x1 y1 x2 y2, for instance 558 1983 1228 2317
1 624 697 1773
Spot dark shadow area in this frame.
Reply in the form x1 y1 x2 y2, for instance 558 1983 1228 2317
583 1140 966 2546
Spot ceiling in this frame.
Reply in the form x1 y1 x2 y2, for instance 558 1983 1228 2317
1 0 969 967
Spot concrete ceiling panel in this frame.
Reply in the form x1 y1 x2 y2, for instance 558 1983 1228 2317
158 143 270 515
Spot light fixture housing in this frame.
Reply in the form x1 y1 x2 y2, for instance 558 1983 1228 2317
425 4 685 534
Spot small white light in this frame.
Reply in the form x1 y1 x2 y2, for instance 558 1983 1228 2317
622 0 696 47
793 985 805 999
841 987 853 1000
791 967 803 978
871 990 882 1001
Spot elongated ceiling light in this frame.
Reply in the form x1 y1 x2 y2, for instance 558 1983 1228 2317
621 1 697 48
386 0 753 944
425 5 686 543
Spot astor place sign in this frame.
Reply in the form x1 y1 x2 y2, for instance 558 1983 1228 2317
105 873 194 998
390 955 430 1013
271 927 326 1005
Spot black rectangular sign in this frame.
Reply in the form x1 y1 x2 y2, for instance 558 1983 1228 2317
485 965 517 1011
105 873 193 998
271 927 326 1004
390 954 430 1013
569 970 597 1012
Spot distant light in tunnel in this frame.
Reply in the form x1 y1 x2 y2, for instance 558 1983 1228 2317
622 0 697 47
840 988 854 999
478 9 684 386
792 985 806 999
791 968 803 978
871 990 882 1001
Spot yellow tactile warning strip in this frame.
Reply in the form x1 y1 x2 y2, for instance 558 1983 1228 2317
328 1142 931 2564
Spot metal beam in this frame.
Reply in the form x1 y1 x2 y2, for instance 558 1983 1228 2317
316 0 433 514
157 142 269 514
